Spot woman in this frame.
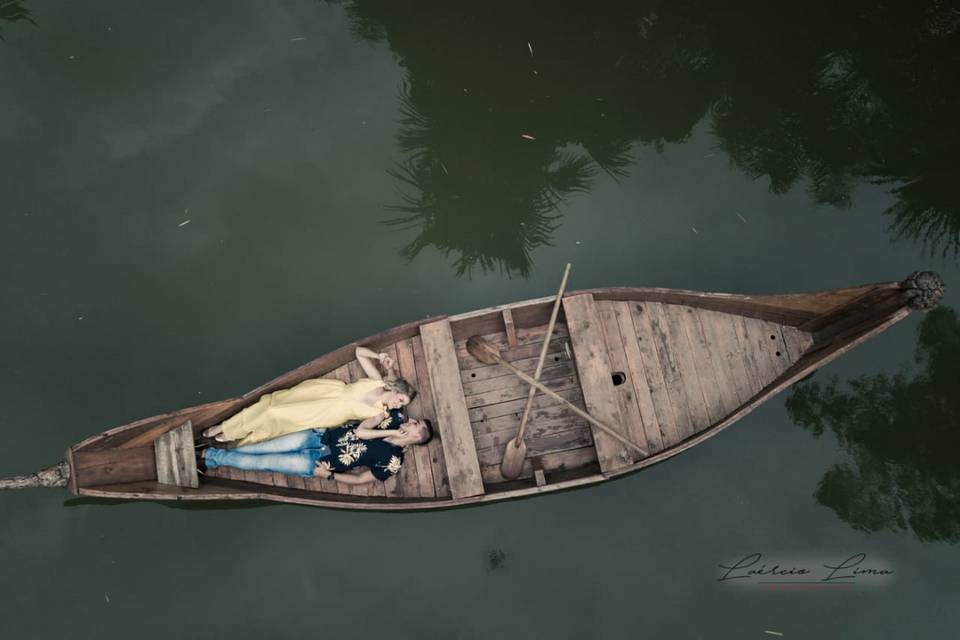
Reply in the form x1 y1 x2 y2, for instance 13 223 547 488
201 347 416 446
200 412 433 486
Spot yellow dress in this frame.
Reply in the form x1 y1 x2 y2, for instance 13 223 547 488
219 377 387 446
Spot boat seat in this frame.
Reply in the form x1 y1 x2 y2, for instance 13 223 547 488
419 319 485 499
562 294 633 473
154 421 199 488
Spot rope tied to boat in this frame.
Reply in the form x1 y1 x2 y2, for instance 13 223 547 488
901 271 945 311
0 461 69 490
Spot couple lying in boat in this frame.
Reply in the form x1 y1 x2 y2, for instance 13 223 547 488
198 347 433 487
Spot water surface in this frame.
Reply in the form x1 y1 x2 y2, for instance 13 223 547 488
1 1 958 637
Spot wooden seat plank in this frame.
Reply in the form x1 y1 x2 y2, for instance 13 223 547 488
597 302 653 455
562 294 632 472
697 309 754 407
660 304 714 433
731 315 766 394
419 320 485 499
641 303 698 441
154 421 199 489
629 303 682 448
683 308 740 423
611 302 665 453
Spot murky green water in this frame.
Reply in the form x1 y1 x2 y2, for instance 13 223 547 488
2 1 958 637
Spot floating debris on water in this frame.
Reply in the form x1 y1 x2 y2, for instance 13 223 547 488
703 153 715 158
736 213 748 224
763 632 783 637
290 37 306 41
521 134 536 141
178 220 191 227
104 594 110 603
486 548 507 571
527 42 533 58
440 162 449 175
691 226 699 234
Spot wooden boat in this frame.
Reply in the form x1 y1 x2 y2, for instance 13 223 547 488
2 271 944 509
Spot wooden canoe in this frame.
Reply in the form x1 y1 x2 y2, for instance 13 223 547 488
4 272 945 509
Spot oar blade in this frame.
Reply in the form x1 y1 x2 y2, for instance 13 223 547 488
466 335 502 365
500 438 527 479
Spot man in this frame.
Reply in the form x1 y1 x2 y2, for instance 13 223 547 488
201 409 433 487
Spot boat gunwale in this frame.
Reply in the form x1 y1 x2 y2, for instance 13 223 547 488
67 280 909 508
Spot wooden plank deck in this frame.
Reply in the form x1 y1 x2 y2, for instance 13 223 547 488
420 319 485 499
562 294 633 472
154 421 199 488
201 296 813 503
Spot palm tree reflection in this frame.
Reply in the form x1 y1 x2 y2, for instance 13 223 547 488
339 0 960 274
786 307 960 543
0 0 33 39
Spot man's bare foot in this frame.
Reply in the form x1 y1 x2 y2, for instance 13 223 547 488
215 434 229 443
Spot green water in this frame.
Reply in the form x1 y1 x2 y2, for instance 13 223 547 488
2 1 958 637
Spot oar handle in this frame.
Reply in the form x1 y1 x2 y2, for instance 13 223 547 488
500 360 648 457
515 263 571 442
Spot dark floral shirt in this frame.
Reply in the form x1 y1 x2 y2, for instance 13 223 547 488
321 409 406 481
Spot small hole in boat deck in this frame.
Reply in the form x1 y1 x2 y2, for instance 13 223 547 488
770 334 776 340
775 351 782 357
471 373 476 377
554 356 560 362
611 372 626 386
636 305 643 312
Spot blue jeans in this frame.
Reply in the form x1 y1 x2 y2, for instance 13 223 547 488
204 429 331 477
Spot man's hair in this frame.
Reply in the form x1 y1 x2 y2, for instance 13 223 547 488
385 378 417 403
417 419 434 445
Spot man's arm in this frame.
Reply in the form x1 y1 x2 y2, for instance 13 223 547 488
331 469 377 485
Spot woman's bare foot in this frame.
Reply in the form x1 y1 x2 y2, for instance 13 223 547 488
202 425 223 438
214 434 229 443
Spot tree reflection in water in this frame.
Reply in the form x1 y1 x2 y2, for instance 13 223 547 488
0 0 33 39
786 307 960 543
338 0 960 275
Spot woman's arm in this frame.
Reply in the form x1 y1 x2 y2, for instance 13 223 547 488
355 346 399 381
355 347 384 380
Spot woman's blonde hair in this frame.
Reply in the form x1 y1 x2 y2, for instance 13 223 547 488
384 378 417 403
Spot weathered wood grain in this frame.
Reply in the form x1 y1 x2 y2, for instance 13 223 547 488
154 421 198 488
562 294 632 472
412 337 452 498
597 302 653 455
612 302 665 453
629 303 681 448
660 304 713 433
641 303 696 442
396 338 435 498
419 320 485 499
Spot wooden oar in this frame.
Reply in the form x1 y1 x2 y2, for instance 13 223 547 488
467 335 648 457
501 263 572 479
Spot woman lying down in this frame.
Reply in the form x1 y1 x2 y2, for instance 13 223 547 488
198 345 433 488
